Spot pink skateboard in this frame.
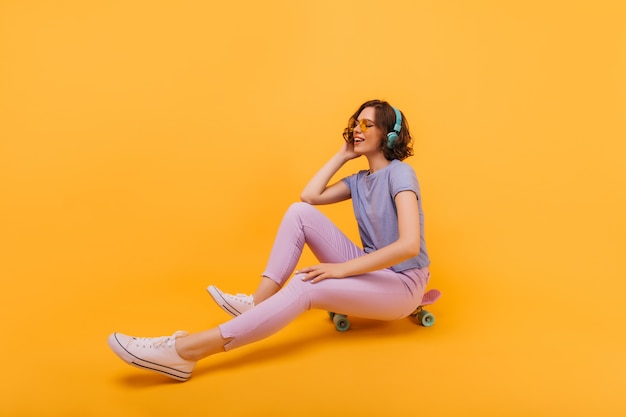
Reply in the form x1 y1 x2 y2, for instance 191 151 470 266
329 289 442 332
409 288 441 327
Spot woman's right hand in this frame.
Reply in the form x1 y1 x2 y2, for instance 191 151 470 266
300 142 355 205
339 141 360 161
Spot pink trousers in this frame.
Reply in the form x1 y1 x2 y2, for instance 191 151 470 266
219 202 429 350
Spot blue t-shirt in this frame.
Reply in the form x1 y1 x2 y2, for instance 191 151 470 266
342 159 430 272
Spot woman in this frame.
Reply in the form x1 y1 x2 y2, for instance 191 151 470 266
108 99 431 381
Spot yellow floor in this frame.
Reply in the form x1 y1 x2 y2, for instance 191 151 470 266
2 251 625 417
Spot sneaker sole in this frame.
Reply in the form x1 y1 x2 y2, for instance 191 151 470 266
206 285 241 317
107 333 192 382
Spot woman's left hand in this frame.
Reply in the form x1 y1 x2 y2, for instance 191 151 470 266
296 263 347 284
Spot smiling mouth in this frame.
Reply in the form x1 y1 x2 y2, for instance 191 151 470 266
354 138 364 143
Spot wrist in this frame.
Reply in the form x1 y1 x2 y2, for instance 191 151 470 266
335 151 352 164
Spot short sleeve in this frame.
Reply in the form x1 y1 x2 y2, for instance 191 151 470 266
389 162 420 199
342 170 368 193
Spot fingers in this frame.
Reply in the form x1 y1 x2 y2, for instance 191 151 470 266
306 274 326 284
296 263 346 283
295 267 326 284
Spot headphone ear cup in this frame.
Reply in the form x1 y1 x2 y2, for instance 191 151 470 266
387 131 398 148
388 106 402 149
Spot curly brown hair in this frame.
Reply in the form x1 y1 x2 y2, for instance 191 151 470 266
342 99 414 161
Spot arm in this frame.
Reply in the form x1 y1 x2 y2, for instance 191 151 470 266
299 190 421 283
300 142 359 205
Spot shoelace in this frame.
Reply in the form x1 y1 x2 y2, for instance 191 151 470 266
231 293 253 304
135 331 188 349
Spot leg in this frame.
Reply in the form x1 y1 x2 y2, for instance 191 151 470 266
219 266 429 351
262 202 365 285
214 201 424 350
109 265 424 381
109 201 427 379
176 267 427 361
252 276 281 304
210 202 362 312
255 202 361 302
175 328 229 361
110 264 421 381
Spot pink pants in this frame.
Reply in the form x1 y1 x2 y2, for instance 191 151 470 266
219 202 429 350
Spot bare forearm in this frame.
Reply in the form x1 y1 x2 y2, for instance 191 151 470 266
300 152 351 204
341 240 420 277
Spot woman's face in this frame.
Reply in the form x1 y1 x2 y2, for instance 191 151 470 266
352 106 383 155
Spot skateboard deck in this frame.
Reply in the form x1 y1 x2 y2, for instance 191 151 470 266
419 289 441 307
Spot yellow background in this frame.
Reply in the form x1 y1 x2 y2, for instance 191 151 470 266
1 1 624 416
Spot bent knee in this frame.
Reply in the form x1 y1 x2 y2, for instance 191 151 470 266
288 201 315 213
285 201 319 220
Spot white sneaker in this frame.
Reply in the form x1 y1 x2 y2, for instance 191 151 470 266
108 331 196 381
207 285 254 317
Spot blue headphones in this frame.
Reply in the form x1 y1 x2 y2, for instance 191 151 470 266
387 106 402 148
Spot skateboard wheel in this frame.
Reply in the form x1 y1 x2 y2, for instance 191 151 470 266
417 310 435 327
333 314 350 332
